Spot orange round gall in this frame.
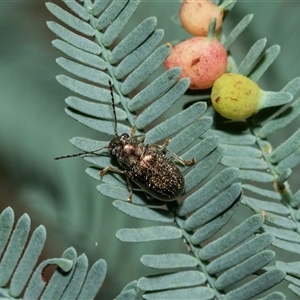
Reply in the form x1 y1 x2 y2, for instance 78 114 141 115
180 0 223 36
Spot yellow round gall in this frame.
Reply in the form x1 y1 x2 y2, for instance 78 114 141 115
211 73 262 120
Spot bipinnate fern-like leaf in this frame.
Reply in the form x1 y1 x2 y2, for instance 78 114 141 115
46 0 192 140
0 206 106 299
210 77 300 297
222 76 300 297
113 167 284 299
46 0 217 206
114 204 285 299
114 280 140 300
278 261 300 298
46 0 300 299
209 11 300 300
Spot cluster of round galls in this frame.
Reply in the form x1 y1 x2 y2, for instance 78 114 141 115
164 0 226 90
164 0 263 120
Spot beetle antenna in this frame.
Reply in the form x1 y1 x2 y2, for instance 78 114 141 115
108 80 119 137
54 146 107 160
55 82 117 161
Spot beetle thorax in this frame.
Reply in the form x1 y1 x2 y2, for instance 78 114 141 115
109 134 144 169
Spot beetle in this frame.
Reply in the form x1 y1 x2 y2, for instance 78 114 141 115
55 81 195 202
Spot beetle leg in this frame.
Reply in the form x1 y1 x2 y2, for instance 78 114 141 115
156 138 195 166
130 126 136 138
130 126 146 142
99 166 125 178
168 151 195 166
126 176 133 202
159 138 171 150
99 166 134 202
154 138 171 155
145 193 153 201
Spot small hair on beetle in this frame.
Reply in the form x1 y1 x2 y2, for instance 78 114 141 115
54 80 116 160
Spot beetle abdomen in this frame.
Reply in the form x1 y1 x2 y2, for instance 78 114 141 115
126 145 185 201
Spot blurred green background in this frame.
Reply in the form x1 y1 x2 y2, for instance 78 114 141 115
0 0 299 298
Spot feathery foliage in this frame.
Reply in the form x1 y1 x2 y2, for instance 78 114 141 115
0 0 297 299
0 207 106 298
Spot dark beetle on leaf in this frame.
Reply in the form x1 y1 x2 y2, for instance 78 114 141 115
55 81 195 202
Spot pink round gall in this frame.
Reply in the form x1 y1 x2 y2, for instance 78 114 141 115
164 37 227 90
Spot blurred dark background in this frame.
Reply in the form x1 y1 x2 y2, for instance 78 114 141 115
0 1 299 298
